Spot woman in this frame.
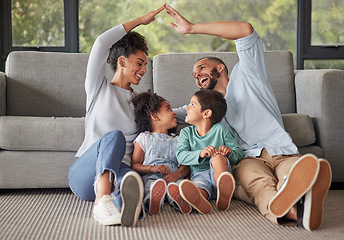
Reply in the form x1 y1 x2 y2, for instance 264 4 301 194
68 5 165 227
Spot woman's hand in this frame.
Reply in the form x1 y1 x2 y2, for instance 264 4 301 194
164 3 193 34
123 4 164 32
140 4 165 26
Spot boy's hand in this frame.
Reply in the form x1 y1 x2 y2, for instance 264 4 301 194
218 145 232 156
200 146 218 158
151 165 171 175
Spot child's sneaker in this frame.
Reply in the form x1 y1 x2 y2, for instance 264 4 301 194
179 179 212 214
167 182 191 214
149 179 167 215
216 172 235 211
93 195 121 225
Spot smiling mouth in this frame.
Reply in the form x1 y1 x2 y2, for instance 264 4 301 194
199 77 208 87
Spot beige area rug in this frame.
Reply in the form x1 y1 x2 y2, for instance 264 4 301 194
1 189 344 240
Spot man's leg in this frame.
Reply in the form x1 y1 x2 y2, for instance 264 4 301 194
268 154 319 218
233 152 280 223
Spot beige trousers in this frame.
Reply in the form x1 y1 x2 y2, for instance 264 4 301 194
232 148 302 223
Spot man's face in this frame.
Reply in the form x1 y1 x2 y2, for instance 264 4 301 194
193 59 220 90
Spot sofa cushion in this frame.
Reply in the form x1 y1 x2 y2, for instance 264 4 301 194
0 116 84 151
282 113 316 147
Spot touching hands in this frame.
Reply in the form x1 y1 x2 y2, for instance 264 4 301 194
200 145 232 158
136 3 193 34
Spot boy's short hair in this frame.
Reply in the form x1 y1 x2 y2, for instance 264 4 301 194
194 89 227 124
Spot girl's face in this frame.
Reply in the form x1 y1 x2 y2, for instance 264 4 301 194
155 101 177 130
122 50 147 86
185 96 204 125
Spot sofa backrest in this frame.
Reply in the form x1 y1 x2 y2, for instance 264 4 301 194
5 50 295 117
153 51 296 114
5 51 152 117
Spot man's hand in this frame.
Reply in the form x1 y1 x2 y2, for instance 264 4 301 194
165 3 193 34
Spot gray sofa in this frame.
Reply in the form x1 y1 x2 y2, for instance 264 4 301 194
0 50 343 189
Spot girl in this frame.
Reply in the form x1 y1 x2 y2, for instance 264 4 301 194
68 5 165 227
131 91 191 215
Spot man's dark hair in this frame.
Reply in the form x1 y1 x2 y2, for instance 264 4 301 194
107 31 148 72
196 56 229 76
194 89 227 125
131 90 167 133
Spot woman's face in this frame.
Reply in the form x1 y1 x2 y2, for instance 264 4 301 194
122 50 147 86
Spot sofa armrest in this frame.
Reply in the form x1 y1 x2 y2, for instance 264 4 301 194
295 69 344 182
0 72 6 116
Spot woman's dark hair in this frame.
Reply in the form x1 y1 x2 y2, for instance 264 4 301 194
131 90 168 133
193 89 227 125
107 31 148 72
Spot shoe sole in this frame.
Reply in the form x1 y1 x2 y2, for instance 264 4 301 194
167 183 191 214
269 154 319 217
120 172 144 227
216 172 235 211
149 179 166 215
94 213 121 226
179 180 212 214
305 159 332 231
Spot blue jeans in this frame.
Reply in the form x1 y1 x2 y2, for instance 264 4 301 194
68 130 133 210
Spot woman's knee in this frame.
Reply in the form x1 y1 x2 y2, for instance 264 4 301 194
104 130 126 144
101 130 126 154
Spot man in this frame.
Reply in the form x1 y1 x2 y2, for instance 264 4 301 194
165 4 332 230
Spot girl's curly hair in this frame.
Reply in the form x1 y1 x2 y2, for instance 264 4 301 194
131 90 167 133
107 31 148 73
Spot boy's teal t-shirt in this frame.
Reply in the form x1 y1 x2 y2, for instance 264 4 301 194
176 123 244 177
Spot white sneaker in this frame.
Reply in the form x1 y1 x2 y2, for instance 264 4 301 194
93 195 121 225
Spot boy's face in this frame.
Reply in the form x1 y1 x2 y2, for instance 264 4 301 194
185 96 204 125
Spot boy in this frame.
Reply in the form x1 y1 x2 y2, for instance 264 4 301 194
176 89 244 214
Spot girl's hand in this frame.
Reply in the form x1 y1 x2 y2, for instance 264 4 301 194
218 145 232 156
164 3 193 34
140 4 165 26
200 146 218 158
163 172 179 184
151 164 171 175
